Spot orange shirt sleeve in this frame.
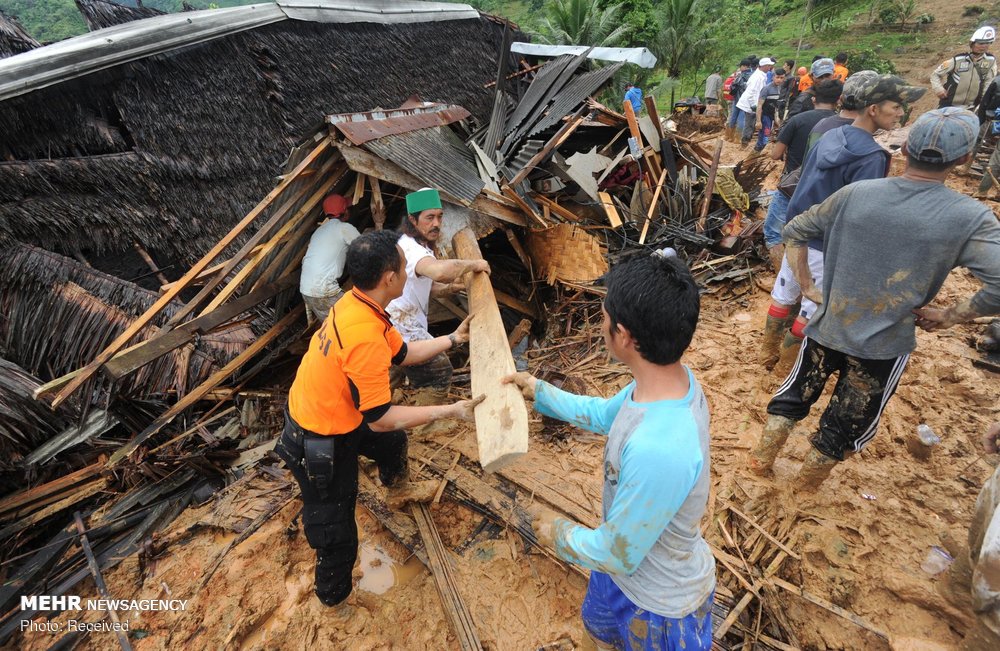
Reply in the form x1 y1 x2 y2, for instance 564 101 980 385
343 338 393 412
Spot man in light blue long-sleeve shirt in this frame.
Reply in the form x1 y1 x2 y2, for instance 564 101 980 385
505 254 715 650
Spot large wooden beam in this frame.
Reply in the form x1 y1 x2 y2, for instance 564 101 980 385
452 229 529 473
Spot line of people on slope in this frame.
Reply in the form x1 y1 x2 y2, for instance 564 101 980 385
744 35 1000 651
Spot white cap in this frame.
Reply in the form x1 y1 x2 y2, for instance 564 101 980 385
972 26 996 43
759 57 775 66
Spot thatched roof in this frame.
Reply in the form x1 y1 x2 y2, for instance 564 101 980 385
75 0 165 32
0 12 39 59
0 2 515 265
0 243 255 398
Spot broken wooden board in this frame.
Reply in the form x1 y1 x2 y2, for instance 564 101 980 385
357 472 428 566
597 191 623 228
452 229 529 473
411 503 483 651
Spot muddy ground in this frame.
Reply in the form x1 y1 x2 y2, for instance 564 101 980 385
16 150 1000 648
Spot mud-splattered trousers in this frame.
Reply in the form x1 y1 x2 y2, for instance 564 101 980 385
767 338 909 460
276 409 407 606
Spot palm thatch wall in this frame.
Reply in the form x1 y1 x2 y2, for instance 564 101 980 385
0 17 510 266
0 243 255 396
0 11 39 59
74 0 165 31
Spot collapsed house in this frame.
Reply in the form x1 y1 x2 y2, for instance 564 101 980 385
0 1 789 647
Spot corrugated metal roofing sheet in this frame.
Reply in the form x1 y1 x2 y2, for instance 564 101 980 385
327 104 471 145
365 127 484 205
527 61 623 137
0 0 479 102
510 42 656 68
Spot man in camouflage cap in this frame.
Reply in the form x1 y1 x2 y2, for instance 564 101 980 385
760 74 926 376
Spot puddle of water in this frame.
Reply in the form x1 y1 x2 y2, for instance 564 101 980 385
357 544 423 595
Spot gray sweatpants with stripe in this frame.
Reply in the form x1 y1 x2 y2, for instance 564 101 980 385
767 337 909 461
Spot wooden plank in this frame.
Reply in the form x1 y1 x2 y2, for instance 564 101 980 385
0 459 104 518
352 173 367 205
369 176 386 230
446 435 599 528
336 143 526 227
102 276 297 380
0 479 108 541
133 242 168 287
697 139 724 233
107 306 304 466
500 184 546 227
494 290 537 319
452 229 529 473
195 161 342 316
622 100 654 190
410 503 483 651
643 96 666 140
158 245 265 293
769 576 888 640
73 512 132 651
638 169 668 245
597 191 623 228
532 194 582 223
49 138 331 409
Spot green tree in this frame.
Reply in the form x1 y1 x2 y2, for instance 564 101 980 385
537 0 631 47
652 0 715 103
598 0 658 48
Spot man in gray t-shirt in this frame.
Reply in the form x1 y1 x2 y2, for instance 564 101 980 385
751 108 1000 488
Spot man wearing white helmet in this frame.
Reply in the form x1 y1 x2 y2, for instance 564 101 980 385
931 26 997 110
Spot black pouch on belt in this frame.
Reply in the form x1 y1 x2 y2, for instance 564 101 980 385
303 435 337 494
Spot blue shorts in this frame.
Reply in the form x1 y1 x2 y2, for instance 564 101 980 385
581 572 713 651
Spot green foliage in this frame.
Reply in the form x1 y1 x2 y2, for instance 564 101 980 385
536 0 631 46
598 0 658 47
962 5 987 18
849 46 898 74
2 0 87 42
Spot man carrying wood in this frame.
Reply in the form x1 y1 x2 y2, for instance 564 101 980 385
277 229 485 609
300 193 360 325
387 188 490 401
750 108 1000 488
505 254 716 650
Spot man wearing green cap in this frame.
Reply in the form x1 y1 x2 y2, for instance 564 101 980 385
388 188 490 400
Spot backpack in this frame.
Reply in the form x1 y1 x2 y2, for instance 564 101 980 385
730 70 750 100
723 74 736 101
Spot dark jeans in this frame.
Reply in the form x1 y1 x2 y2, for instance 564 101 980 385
275 409 407 606
767 338 910 460
402 352 453 389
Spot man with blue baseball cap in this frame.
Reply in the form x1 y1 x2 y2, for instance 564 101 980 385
750 107 1000 488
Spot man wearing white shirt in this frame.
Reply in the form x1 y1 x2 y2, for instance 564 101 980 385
387 188 490 401
300 194 360 325
737 57 775 146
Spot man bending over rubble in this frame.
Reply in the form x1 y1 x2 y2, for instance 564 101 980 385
277 229 484 610
505 254 716 650
388 187 490 402
750 108 1000 488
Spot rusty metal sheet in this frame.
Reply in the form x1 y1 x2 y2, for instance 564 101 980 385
365 127 483 204
327 105 471 145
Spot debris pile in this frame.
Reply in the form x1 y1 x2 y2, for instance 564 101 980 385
0 43 779 647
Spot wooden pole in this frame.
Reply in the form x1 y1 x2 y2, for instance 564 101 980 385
451 229 529 472
697 138 724 233
72 512 132 651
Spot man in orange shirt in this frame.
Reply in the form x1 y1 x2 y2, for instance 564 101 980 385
278 229 484 609
833 52 849 81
